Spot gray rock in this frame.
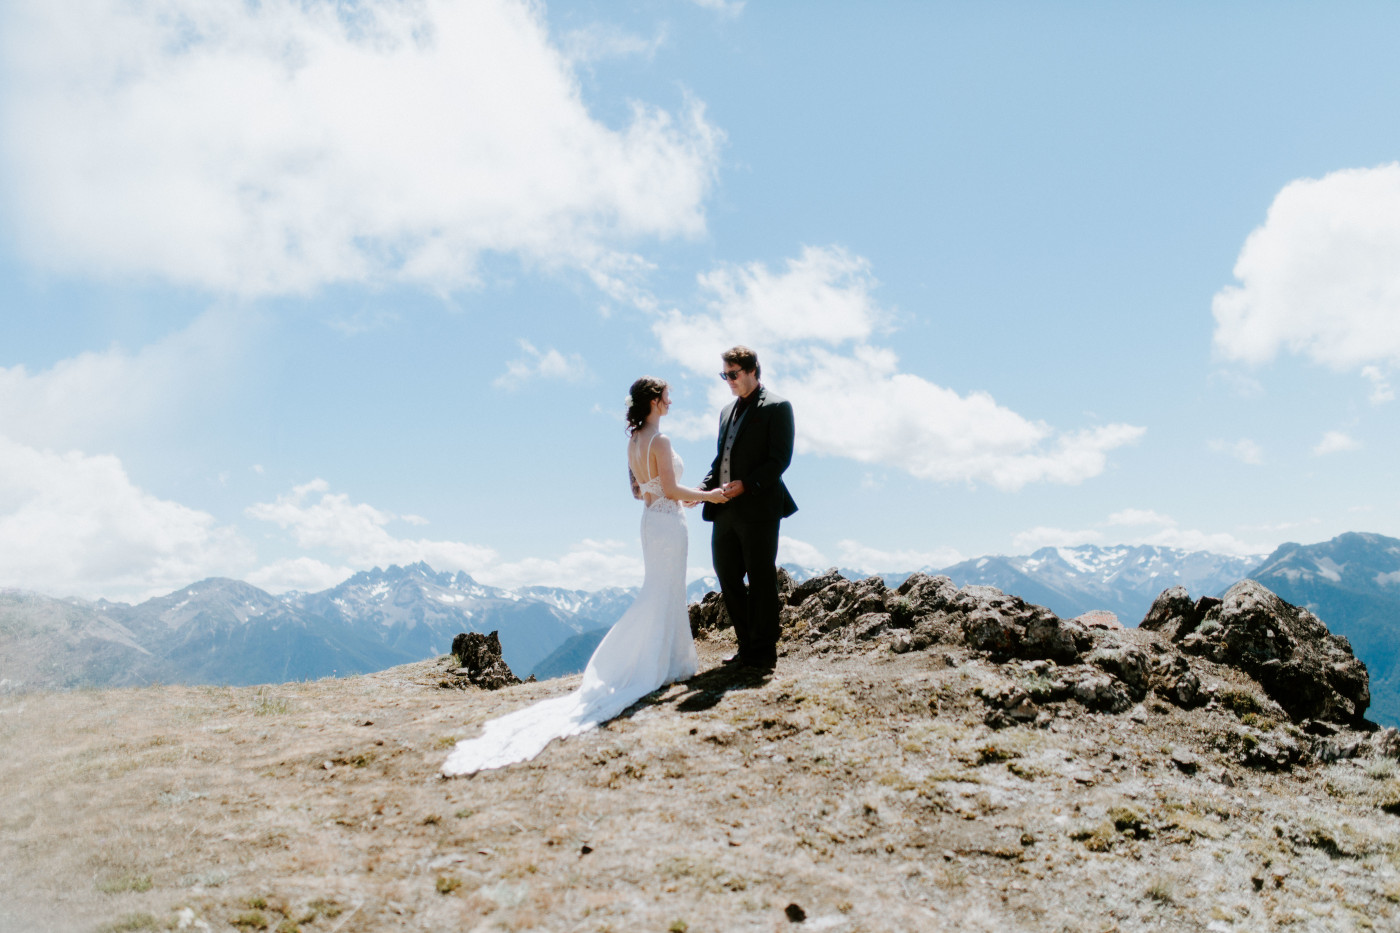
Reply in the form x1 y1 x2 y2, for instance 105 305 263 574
1170 748 1199 774
449 631 521 690
1086 646 1151 700
788 568 846 606
689 590 731 635
1070 672 1132 713
1170 580 1370 724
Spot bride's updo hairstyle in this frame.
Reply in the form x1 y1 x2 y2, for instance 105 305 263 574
625 377 668 436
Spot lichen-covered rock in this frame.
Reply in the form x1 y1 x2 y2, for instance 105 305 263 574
1139 587 1221 640
788 568 845 606
1170 580 1369 724
895 572 959 608
1068 671 1132 713
962 608 1023 660
688 590 730 635
1086 645 1151 700
1139 586 1194 633
1151 654 1202 708
448 631 521 690
1072 610 1122 631
1022 615 1089 664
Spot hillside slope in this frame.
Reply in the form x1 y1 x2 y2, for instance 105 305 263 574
3 574 1399 932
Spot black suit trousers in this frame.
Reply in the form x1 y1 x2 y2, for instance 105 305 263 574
710 510 781 662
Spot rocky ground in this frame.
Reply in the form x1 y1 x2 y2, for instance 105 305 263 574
3 573 1400 933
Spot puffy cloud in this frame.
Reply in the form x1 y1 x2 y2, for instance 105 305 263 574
777 536 829 569
0 435 254 601
1012 511 1266 559
246 557 355 595
835 540 963 573
1361 366 1395 404
689 0 746 16
1212 163 1400 371
0 0 719 295
494 340 590 389
1011 526 1106 552
0 309 246 451
655 246 1144 490
561 23 666 65
1105 509 1175 528
245 479 643 591
246 479 496 570
1209 438 1264 466
1312 430 1360 456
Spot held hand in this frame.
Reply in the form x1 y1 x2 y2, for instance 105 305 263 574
683 499 699 509
721 480 745 498
707 488 730 504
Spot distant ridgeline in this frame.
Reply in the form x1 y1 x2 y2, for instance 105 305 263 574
3 535 1398 726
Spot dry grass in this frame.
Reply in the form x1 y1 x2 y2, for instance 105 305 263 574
3 630 1400 932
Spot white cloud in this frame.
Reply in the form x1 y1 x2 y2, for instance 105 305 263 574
1011 526 1105 552
1212 163 1400 372
1012 511 1266 559
246 557 355 595
1209 438 1264 466
0 309 246 451
245 479 643 590
1312 430 1360 456
1105 508 1175 528
835 540 963 573
562 23 666 64
689 0 746 16
1361 366 1395 404
655 246 1144 489
778 536 829 569
0 435 254 601
494 340 590 388
0 0 719 296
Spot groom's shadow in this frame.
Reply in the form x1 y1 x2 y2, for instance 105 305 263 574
641 662 770 715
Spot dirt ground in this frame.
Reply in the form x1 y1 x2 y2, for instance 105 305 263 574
3 628 1400 933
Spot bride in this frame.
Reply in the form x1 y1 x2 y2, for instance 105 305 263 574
442 376 728 776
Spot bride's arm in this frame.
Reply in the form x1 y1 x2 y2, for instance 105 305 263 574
651 435 727 503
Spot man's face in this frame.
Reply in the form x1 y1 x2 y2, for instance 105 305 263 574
722 363 759 398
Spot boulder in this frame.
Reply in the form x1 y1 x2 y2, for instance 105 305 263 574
449 631 521 690
1073 610 1123 631
1165 580 1369 724
1151 654 1202 708
689 591 730 635
1022 615 1090 664
1086 645 1151 700
788 568 846 606
1139 587 1220 639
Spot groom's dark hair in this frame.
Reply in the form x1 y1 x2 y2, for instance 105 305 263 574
722 345 760 379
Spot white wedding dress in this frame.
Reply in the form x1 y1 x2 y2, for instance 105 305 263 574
442 442 698 776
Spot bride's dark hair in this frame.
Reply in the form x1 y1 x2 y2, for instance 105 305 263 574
624 377 668 437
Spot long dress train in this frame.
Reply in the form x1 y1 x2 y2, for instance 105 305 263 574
441 453 697 776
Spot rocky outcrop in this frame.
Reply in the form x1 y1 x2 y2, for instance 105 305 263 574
1142 580 1370 724
696 568 1375 768
443 631 523 690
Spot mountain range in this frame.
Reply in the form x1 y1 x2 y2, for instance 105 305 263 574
0 562 630 691
4 535 1399 724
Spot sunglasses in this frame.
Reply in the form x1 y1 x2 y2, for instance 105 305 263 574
719 369 748 381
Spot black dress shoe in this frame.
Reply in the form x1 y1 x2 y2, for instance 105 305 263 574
721 653 745 666
741 657 776 674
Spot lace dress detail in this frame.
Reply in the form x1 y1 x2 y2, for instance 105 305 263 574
638 452 683 514
442 437 697 776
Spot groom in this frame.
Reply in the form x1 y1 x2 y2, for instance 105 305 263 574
701 346 797 673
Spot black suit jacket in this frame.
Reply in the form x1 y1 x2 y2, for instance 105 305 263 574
701 387 798 523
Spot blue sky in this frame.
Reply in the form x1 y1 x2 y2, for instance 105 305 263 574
2 0 1398 602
